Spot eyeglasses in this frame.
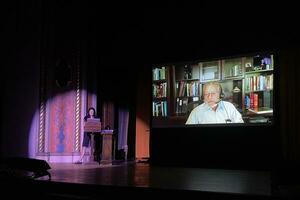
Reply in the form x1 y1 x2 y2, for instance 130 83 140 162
203 92 218 97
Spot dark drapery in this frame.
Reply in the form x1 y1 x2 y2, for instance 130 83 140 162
278 47 300 161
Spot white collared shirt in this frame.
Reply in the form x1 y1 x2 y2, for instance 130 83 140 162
185 101 244 124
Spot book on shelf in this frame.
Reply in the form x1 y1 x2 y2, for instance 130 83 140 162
176 97 188 114
253 93 258 108
177 81 199 97
152 101 167 117
248 107 273 114
152 67 166 80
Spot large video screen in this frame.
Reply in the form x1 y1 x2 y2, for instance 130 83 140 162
151 53 274 127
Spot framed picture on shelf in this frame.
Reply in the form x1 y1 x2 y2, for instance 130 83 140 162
199 60 221 82
222 58 243 79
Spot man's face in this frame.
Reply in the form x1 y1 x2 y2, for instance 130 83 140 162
203 84 220 108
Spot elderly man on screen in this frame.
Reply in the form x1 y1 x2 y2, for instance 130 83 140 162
185 82 244 124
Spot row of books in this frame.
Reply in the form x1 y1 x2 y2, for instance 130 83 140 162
152 67 166 81
152 101 168 117
244 74 273 92
153 82 167 98
244 91 272 111
176 81 200 97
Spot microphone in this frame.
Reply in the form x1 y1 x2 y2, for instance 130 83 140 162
220 100 231 123
225 119 232 123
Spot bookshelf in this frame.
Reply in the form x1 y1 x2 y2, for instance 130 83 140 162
174 63 201 116
152 66 169 117
243 54 274 118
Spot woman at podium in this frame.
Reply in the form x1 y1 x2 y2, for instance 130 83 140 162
75 107 97 164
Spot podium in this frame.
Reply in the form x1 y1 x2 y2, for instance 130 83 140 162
83 118 101 164
100 129 114 165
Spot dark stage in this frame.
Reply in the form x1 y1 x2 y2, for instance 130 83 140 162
3 161 299 199
48 162 271 195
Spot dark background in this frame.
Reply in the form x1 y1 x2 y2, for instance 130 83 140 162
2 1 300 169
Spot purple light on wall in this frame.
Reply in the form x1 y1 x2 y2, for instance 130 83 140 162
28 89 91 162
28 110 39 158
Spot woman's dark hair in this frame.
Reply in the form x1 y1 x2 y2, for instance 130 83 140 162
84 107 96 121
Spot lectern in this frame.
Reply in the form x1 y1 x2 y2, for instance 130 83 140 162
83 118 101 163
100 129 114 165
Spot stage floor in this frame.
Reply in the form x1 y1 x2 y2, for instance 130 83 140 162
46 161 272 197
